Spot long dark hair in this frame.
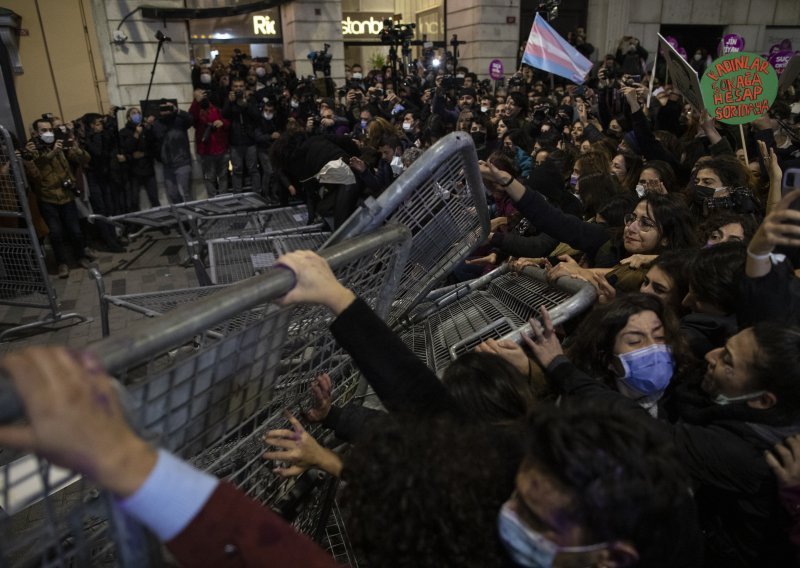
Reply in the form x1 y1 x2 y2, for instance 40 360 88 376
566 293 692 383
442 352 536 426
637 193 699 252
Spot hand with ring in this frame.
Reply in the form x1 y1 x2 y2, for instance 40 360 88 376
521 305 564 369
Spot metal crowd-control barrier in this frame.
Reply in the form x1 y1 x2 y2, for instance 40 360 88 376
205 231 331 285
0 125 88 341
0 224 412 567
325 131 490 326
399 265 597 376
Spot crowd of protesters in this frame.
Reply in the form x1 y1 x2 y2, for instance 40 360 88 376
5 28 800 567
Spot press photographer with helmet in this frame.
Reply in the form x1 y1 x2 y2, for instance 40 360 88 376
23 116 93 278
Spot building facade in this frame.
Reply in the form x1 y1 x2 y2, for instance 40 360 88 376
0 0 797 139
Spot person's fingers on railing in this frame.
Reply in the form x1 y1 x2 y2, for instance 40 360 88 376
0 346 156 497
274 251 355 313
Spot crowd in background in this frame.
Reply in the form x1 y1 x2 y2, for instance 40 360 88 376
6 26 800 567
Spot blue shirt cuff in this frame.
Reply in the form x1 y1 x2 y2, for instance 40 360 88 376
118 449 219 541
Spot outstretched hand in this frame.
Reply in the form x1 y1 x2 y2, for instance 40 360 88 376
0 347 157 498
475 338 531 376
304 373 333 423
275 251 356 314
263 411 342 478
749 189 800 255
766 434 800 488
520 306 564 369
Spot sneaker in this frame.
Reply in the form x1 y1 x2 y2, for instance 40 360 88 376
78 257 93 269
57 264 69 279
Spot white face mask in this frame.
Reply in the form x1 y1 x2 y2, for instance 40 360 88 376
40 132 55 144
351 72 363 80
256 68 266 77
480 105 489 113
635 183 646 197
402 122 413 131
390 155 404 176
200 73 212 84
456 73 465 79
290 99 299 108
713 391 766 406
263 112 274 120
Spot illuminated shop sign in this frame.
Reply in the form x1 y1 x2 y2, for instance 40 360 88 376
253 15 278 35
341 13 394 39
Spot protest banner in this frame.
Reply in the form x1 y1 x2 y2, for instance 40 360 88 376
700 51 778 125
769 50 794 76
658 33 704 111
718 34 745 56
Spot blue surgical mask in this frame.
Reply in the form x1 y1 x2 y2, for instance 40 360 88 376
360 119 368 129
569 174 578 188
130 113 142 125
616 344 674 396
497 501 607 567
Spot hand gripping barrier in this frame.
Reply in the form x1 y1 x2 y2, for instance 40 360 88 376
0 224 412 567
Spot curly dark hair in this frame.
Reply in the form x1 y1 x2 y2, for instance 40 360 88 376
341 415 513 567
522 399 702 567
687 240 746 315
566 292 693 385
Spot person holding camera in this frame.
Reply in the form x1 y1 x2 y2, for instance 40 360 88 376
82 112 126 251
223 78 261 193
190 88 230 196
119 107 159 209
149 100 194 204
24 117 93 278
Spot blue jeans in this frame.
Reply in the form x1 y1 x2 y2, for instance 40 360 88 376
164 164 192 204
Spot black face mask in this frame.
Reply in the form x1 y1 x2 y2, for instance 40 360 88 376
470 131 486 146
605 129 623 140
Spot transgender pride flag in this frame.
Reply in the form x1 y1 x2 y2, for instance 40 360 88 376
522 13 593 84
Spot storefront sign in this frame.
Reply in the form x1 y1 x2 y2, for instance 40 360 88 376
253 15 277 35
700 52 778 124
341 13 394 39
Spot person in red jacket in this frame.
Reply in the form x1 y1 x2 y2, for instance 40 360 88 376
190 88 230 196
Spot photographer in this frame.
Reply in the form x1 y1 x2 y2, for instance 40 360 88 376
82 112 126 251
254 99 282 202
615 36 648 77
119 107 159 209
190 88 230 196
223 78 261 192
149 100 194 203
24 117 93 278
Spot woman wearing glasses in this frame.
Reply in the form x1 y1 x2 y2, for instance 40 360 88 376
479 160 698 293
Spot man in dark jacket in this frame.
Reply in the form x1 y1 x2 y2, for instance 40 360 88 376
119 107 159 209
149 100 193 203
223 78 260 193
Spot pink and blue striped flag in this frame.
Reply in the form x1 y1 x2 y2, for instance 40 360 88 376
522 13 593 84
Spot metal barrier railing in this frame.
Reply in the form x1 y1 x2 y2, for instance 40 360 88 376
206 231 331 285
0 224 412 566
0 125 88 341
325 132 490 326
400 265 597 376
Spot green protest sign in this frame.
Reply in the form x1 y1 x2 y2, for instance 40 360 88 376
700 52 778 125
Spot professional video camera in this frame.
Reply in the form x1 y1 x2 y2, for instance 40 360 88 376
379 19 416 44
308 44 333 76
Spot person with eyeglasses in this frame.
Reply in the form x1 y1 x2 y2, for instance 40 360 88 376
479 160 698 295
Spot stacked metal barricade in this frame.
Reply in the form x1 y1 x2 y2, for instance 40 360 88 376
0 126 87 341
0 131 596 566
